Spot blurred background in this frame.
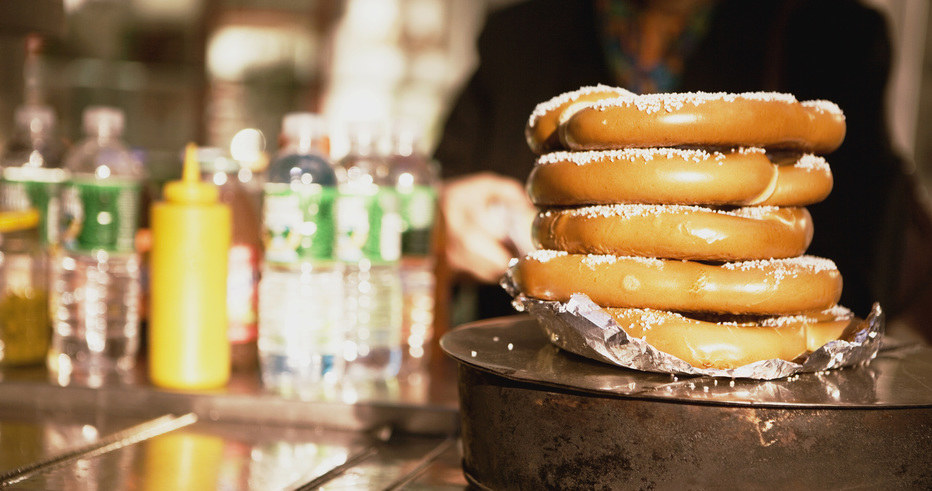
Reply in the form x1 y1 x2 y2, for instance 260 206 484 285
0 4 928 487
0 0 930 325
0 0 928 195
0 0 498 178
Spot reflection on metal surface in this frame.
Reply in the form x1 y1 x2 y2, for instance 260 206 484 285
0 416 465 490
339 377 401 405
0 353 464 489
0 339 463 489
0 413 197 487
249 440 353 490
294 446 378 490
441 315 932 408
382 436 458 491
0 421 46 474
315 435 465 490
142 431 224 491
0 354 459 435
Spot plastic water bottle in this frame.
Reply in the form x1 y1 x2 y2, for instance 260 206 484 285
334 122 403 381
0 104 67 245
49 107 144 387
258 113 342 398
386 121 439 367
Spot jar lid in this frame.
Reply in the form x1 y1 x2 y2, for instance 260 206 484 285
0 209 39 232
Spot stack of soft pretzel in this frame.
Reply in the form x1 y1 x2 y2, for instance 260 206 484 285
513 85 857 370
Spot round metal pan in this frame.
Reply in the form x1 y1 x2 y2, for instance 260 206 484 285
442 315 932 490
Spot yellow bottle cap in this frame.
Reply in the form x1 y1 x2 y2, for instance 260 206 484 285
0 209 39 232
164 143 219 204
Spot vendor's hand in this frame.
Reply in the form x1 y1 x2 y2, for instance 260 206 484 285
441 172 536 283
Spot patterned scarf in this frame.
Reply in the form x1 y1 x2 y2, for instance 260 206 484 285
596 0 715 93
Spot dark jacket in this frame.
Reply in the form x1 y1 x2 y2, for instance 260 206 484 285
436 0 906 318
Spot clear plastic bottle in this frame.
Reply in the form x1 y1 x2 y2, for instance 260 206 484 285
386 121 439 367
258 113 342 398
0 104 68 245
49 107 144 387
334 121 403 381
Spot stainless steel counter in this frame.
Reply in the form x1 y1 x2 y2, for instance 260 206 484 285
0 356 466 490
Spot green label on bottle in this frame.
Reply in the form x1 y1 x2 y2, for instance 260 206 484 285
62 177 141 252
398 185 437 257
1 167 68 245
263 183 337 264
335 187 402 263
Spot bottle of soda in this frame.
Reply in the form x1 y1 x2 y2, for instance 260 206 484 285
258 113 342 398
385 120 439 367
199 147 261 372
49 106 145 386
0 104 68 245
334 121 403 381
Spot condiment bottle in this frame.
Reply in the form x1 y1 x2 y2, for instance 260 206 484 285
0 209 48 366
0 104 67 246
149 143 231 389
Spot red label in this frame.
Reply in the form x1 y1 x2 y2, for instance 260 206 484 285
227 244 259 343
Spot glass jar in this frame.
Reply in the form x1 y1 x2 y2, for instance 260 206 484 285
0 209 49 366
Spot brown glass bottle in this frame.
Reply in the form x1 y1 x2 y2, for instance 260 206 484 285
199 148 261 372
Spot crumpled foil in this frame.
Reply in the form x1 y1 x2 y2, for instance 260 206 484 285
502 267 884 380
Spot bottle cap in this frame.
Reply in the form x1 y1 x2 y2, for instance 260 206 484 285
197 147 239 174
15 104 55 133
343 119 385 154
345 119 385 139
282 112 327 140
0 209 39 232
163 143 220 204
388 117 422 155
281 113 330 156
390 117 421 139
83 106 124 137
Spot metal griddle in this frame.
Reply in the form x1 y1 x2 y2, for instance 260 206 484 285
442 315 932 490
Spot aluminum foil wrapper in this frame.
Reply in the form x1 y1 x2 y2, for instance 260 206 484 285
502 268 884 380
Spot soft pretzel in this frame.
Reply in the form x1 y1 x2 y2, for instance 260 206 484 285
525 85 634 154
560 92 846 153
758 153 834 206
513 251 842 315
527 149 832 206
534 204 813 261
604 306 856 369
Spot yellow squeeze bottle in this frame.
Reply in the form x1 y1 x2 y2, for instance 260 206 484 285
150 143 231 389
